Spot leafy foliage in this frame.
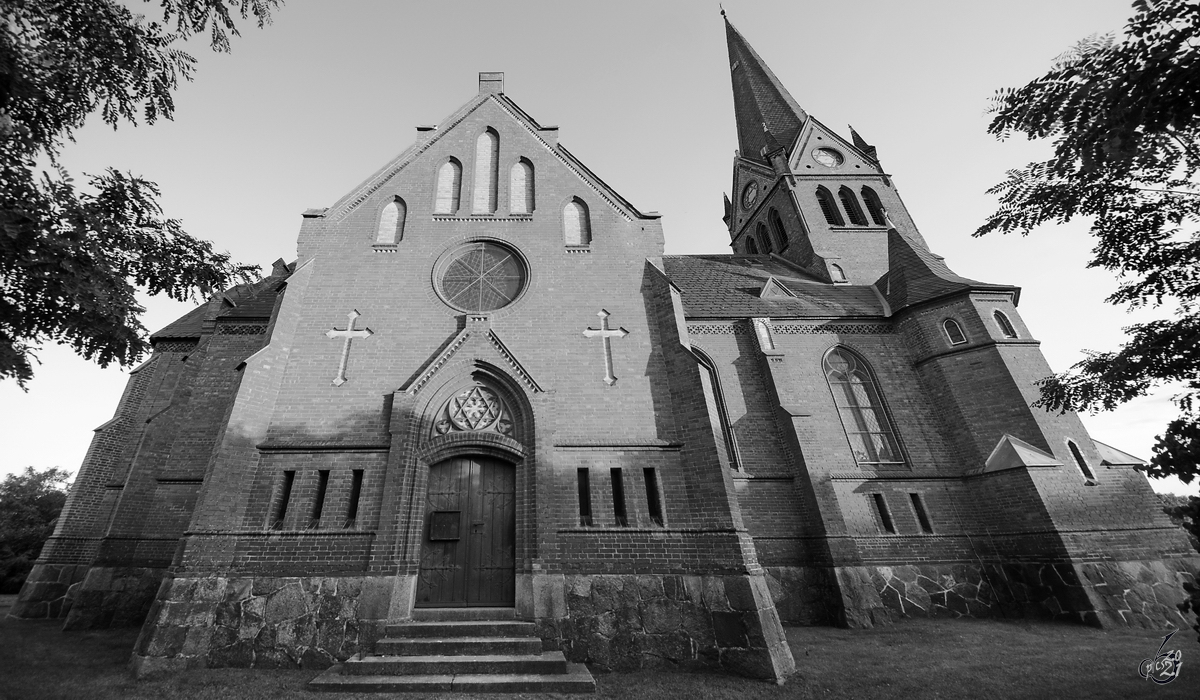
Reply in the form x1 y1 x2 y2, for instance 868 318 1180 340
0 1 281 386
978 0 1200 483
0 467 71 594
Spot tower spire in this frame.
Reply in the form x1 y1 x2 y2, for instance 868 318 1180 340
724 15 808 164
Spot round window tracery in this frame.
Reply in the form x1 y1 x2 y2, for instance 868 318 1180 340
434 385 513 437
436 241 527 313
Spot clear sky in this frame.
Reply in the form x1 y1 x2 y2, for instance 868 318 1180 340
2 0 1194 496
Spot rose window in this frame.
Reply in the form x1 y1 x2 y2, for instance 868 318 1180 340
435 385 513 436
437 241 527 313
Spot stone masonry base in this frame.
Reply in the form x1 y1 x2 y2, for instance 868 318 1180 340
63 565 166 630
6 563 89 621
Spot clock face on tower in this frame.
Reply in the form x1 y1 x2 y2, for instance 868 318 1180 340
741 181 759 209
812 147 844 167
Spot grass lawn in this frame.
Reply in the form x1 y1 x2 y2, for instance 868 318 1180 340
1 594 1197 699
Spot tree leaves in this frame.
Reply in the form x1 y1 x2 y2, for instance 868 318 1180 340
980 0 1200 481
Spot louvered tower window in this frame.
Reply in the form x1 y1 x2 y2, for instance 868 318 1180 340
757 222 773 254
861 186 887 226
769 208 789 251
564 198 591 246
824 347 904 466
816 186 844 226
745 237 758 254
473 129 499 214
510 158 534 214
839 186 868 226
435 159 462 214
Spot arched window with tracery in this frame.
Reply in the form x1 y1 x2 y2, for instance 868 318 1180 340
473 129 499 214
375 196 406 245
757 222 773 254
435 158 462 214
693 347 740 471
745 236 758 254
943 318 967 345
510 159 534 214
861 186 887 226
816 186 843 226
769 208 788 250
839 186 867 226
564 198 591 246
993 310 1018 338
824 347 904 466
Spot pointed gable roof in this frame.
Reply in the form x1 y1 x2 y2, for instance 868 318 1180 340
724 15 808 165
1093 440 1147 467
983 434 1062 473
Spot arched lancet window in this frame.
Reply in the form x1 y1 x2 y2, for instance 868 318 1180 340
509 159 534 214
693 347 740 471
993 310 1017 338
861 186 887 226
769 208 788 250
564 198 591 246
816 186 844 226
824 347 904 466
745 236 759 254
435 158 462 214
473 129 499 214
943 318 967 345
375 197 406 245
1067 440 1096 481
830 263 847 282
839 186 867 226
756 222 773 254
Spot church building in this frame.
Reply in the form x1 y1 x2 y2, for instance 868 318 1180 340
12 16 1198 687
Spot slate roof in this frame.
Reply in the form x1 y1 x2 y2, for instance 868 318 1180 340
878 228 1016 310
724 16 808 164
150 267 289 341
150 304 209 341
662 255 885 319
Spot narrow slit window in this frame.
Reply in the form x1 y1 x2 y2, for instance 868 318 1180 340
769 208 789 250
310 469 330 528
473 129 499 214
909 493 933 533
510 158 535 214
1068 440 1096 481
872 493 896 534
816 186 844 226
993 310 1018 338
839 186 867 226
435 159 462 214
861 186 887 226
757 222 773 254
564 198 591 246
577 468 593 526
346 469 364 528
611 468 628 526
745 236 758 254
272 470 296 529
943 318 967 345
643 467 663 526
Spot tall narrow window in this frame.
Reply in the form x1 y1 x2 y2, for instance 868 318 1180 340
694 347 740 471
375 197 406 245
757 222 773 254
769 208 789 250
435 159 462 214
839 186 868 226
473 129 499 214
272 470 296 529
861 186 887 226
310 469 330 528
830 263 847 282
824 347 904 466
943 319 967 345
816 186 844 226
510 158 535 214
909 493 933 533
872 493 896 534
1068 440 1096 481
346 469 364 528
577 468 592 526
745 237 758 254
611 468 628 526
993 310 1018 338
564 198 591 246
643 468 664 526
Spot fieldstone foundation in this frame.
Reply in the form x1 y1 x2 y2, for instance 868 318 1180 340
63 565 166 630
6 563 89 620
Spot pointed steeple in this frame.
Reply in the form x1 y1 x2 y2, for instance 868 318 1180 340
849 124 879 163
724 15 808 164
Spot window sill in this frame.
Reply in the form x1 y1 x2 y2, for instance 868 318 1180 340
565 246 592 254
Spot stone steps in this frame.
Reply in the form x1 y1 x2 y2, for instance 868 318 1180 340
308 608 595 694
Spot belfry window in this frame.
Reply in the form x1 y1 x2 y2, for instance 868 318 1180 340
473 129 499 214
769 208 788 251
839 186 867 226
745 237 758 254
510 159 535 214
861 186 887 226
824 347 904 466
435 159 462 214
816 186 843 226
943 319 967 346
375 197 406 245
757 222 773 254
993 310 1018 338
564 198 591 246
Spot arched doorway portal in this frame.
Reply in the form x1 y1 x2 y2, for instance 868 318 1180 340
416 455 515 607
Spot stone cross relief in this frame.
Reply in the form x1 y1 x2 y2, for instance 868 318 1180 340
325 310 373 387
582 309 628 386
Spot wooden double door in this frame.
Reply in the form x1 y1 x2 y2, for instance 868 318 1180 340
416 456 516 607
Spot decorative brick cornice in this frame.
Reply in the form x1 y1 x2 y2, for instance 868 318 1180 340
487 330 543 393
152 340 198 353
406 331 471 395
216 324 268 335
687 324 750 335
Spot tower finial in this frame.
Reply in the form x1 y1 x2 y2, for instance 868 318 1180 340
720 4 725 17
